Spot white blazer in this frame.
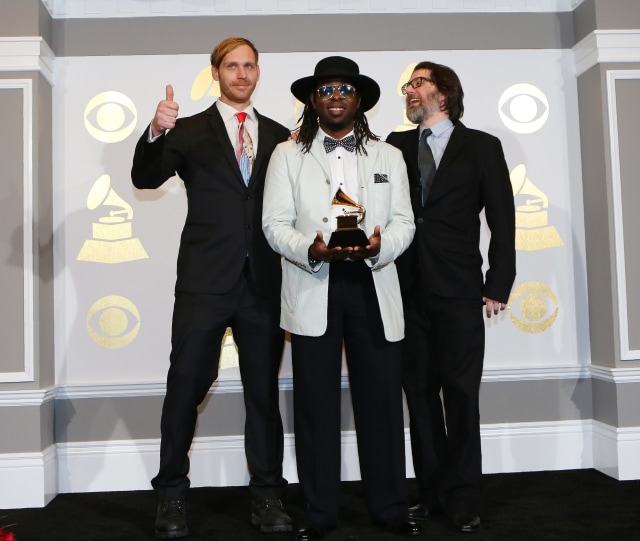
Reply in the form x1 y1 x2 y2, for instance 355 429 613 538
262 137 415 342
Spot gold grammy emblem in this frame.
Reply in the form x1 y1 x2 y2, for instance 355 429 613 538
395 62 418 132
327 188 368 248
191 66 221 102
219 327 240 369
77 174 149 263
510 164 564 251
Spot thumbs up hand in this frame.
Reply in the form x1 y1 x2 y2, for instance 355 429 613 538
151 84 180 138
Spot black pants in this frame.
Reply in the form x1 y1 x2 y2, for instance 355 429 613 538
152 271 286 501
402 282 485 515
291 261 408 528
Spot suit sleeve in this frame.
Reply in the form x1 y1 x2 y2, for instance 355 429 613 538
482 137 516 303
262 142 318 272
373 147 415 269
131 123 184 189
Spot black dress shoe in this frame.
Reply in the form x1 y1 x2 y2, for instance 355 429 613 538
295 526 328 540
384 520 423 537
450 513 481 533
154 500 188 539
408 503 431 521
251 497 293 533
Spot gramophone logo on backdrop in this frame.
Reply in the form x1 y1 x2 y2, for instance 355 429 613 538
510 164 563 251
395 63 418 132
77 174 148 263
192 67 221 104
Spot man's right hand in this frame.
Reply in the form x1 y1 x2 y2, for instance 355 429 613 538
151 84 179 138
309 230 354 264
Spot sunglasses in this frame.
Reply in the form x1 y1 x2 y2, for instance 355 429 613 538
400 76 434 95
315 84 357 100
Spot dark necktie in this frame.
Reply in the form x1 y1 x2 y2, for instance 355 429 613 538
418 128 436 206
323 134 356 153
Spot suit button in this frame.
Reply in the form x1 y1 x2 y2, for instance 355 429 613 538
246 224 252 229
417 217 424 224
322 217 329 223
245 195 251 200
326 179 330 184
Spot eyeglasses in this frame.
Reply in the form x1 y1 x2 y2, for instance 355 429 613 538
316 84 357 100
401 76 434 95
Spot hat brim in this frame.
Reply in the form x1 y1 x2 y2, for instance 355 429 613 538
291 73 380 112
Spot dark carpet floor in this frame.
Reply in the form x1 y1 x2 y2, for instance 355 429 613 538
2 469 640 540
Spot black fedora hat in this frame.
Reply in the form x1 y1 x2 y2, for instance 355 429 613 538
291 56 380 112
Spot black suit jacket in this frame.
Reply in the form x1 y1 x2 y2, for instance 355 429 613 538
386 121 516 303
132 103 290 298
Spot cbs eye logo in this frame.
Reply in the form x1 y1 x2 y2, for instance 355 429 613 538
498 83 549 134
84 91 137 143
507 281 558 334
86 295 141 349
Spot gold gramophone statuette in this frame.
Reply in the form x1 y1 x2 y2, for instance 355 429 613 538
327 188 369 248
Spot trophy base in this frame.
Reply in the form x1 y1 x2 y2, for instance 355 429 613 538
327 228 369 249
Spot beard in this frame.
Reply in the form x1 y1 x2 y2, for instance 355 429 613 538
406 104 426 124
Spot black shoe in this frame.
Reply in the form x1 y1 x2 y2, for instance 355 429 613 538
295 526 328 540
251 497 293 533
154 500 188 539
408 503 432 522
450 513 481 533
380 520 423 537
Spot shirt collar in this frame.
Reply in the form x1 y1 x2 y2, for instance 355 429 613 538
216 99 255 123
420 118 453 138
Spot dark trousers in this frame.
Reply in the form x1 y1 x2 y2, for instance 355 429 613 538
402 281 485 515
152 270 286 501
291 261 408 528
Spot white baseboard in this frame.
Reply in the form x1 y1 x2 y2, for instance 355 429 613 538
3 420 640 508
0 445 57 508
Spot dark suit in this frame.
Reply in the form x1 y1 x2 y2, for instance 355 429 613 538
387 121 515 515
132 103 291 502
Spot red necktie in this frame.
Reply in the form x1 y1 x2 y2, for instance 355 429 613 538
236 112 252 185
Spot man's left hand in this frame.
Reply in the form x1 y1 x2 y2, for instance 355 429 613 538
483 297 507 318
350 226 381 260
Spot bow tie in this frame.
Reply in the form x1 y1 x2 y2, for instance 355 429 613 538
323 135 356 153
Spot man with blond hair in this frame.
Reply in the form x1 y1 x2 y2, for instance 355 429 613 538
132 37 292 539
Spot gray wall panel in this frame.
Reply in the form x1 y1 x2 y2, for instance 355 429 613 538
592 378 619 426
615 78 640 353
0 86 26 377
617 382 640 426
51 13 573 58
577 65 617 367
480 379 593 424
0 406 45 452
573 0 597 43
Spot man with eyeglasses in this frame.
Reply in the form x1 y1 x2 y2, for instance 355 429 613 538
132 37 293 539
386 62 516 533
263 56 420 540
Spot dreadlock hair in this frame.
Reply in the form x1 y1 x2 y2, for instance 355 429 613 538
296 98 379 155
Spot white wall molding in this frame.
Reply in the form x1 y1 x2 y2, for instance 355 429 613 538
2 418 636 507
49 419 602 499
605 69 640 362
592 420 640 480
574 30 640 77
0 37 55 85
42 0 580 19
0 78 35 384
0 445 57 508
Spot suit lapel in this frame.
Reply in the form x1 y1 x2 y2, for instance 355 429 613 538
435 121 467 176
251 110 274 186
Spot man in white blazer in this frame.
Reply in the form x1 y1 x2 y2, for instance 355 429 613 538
262 56 420 541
